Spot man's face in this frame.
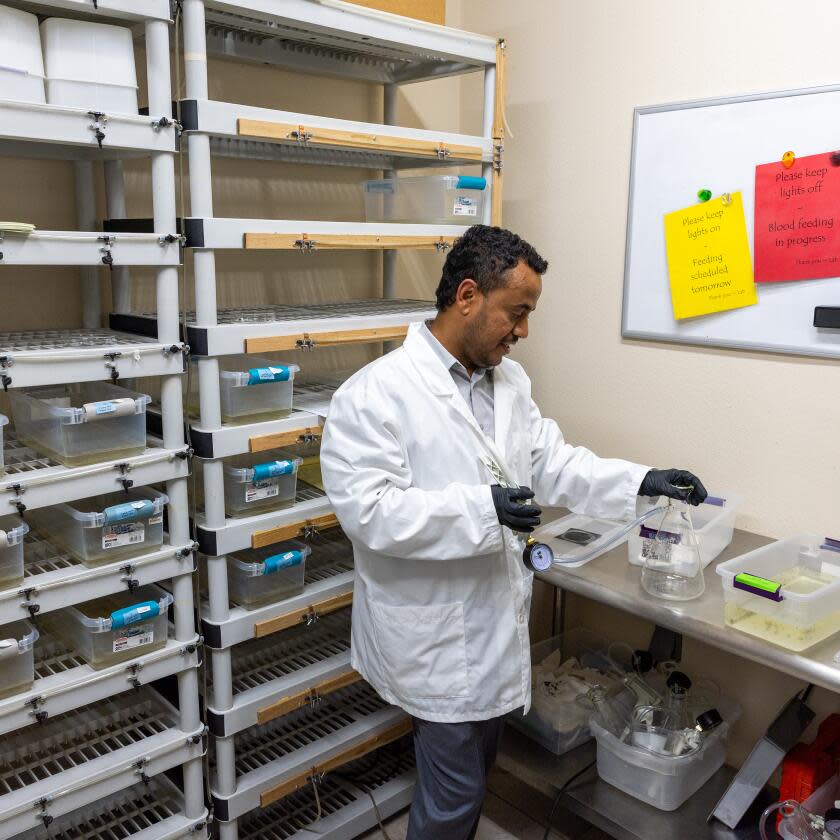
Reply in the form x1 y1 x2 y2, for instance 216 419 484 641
461 261 542 370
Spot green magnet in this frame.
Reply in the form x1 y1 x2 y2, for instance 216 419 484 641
697 189 712 202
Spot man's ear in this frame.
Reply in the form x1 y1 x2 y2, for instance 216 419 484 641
455 278 479 314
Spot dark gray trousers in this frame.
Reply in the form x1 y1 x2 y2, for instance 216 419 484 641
406 715 505 840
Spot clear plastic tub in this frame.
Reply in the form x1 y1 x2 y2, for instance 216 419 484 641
227 541 310 608
211 356 300 424
533 513 636 568
629 492 741 569
9 381 151 466
40 17 137 113
363 175 487 224
0 6 45 104
0 515 30 590
223 449 302 517
778 773 839 839
591 697 741 811
716 535 840 652
45 586 172 669
29 488 168 567
506 628 628 755
0 619 38 699
0 414 7 476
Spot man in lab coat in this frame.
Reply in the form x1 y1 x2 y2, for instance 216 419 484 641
320 225 706 840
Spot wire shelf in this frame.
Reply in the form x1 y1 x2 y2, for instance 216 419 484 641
224 682 389 776
23 533 79 577
16 776 185 840
237 741 414 840
0 330 157 354
33 634 87 681
0 690 176 796
4 431 58 475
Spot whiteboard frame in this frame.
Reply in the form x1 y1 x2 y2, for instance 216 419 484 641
621 83 840 359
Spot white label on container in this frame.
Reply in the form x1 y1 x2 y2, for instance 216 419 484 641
113 624 154 653
245 479 279 503
103 522 145 550
453 197 478 217
149 514 163 525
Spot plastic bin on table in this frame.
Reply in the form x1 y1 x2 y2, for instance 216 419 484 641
29 488 168 567
9 381 151 466
0 619 38 700
364 175 487 224
227 541 310 609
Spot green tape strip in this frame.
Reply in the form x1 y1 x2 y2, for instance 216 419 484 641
735 572 781 593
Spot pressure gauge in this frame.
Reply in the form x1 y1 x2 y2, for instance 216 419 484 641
523 539 554 572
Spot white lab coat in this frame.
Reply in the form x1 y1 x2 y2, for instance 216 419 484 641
320 323 649 723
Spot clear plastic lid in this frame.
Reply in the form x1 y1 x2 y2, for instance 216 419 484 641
66 586 173 632
19 382 151 426
217 355 300 389
637 491 742 534
223 449 302 483
56 488 169 529
0 619 38 659
0 514 29 548
364 175 487 192
229 541 311 578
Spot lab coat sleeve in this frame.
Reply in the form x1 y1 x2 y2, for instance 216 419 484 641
320 384 503 562
529 398 650 521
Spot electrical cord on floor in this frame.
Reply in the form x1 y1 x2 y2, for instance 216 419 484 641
541 759 597 840
328 768 396 840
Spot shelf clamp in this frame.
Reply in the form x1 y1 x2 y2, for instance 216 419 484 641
302 605 320 627
295 334 317 352
115 461 133 492
298 431 321 445
175 541 200 561
36 797 53 829
0 356 12 392
121 563 139 593
294 235 316 253
103 350 122 383
134 756 152 784
127 660 143 691
436 142 450 160
87 111 108 149
28 695 48 724
151 115 182 135
289 126 312 144
302 523 320 540
493 140 504 173
307 689 323 711
98 234 115 267
158 232 186 247
9 483 26 516
435 238 451 253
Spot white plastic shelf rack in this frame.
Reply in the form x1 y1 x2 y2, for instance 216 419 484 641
0 627 200 737
206 607 352 736
0 329 184 388
0 100 178 161
238 743 416 840
210 680 408 823
0 688 205 839
0 231 181 266
111 298 436 356
0 431 190 513
200 527 354 649
17 776 209 840
2 0 172 22
0 532 196 625
199 0 497 84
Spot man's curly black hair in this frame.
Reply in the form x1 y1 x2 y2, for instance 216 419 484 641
434 224 548 310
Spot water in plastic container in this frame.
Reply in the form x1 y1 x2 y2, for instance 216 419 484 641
222 449 302 517
0 515 30 589
640 500 706 601
0 619 38 699
363 175 487 224
226 542 309 609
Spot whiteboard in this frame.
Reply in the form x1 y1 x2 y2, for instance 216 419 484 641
622 85 840 358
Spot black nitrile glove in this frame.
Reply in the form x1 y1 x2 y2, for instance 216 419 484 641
491 485 542 533
638 469 708 506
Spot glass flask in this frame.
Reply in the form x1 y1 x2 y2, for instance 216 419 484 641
640 499 706 601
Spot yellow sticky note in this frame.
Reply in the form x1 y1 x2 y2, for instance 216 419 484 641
664 192 757 320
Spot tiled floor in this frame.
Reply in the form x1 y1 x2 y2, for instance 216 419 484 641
360 767 611 840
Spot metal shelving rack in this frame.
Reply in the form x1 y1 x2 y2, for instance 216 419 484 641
174 1 506 837
0 1 206 837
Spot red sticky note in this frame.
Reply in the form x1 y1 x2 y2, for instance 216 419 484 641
754 151 840 282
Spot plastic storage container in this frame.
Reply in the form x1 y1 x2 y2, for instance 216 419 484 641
507 629 628 755
40 17 138 113
590 698 741 811
222 448 302 517
9 381 151 466
363 175 487 224
716 535 840 652
778 773 839 839
211 356 300 424
0 619 38 699
227 541 310 608
532 512 636 568
0 515 30 590
45 586 172 669
0 414 7 477
0 6 45 104
629 492 741 569
29 488 168 567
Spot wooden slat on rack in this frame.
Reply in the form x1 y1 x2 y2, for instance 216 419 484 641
249 425 323 453
259 716 413 807
243 233 458 251
237 119 483 162
256 670 362 725
491 38 507 227
254 589 354 639
244 326 409 354
251 512 339 549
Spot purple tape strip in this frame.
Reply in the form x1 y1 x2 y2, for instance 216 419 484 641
821 537 840 554
704 496 726 507
733 577 784 602
639 525 681 543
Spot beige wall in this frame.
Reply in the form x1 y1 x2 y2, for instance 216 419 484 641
448 0 840 762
